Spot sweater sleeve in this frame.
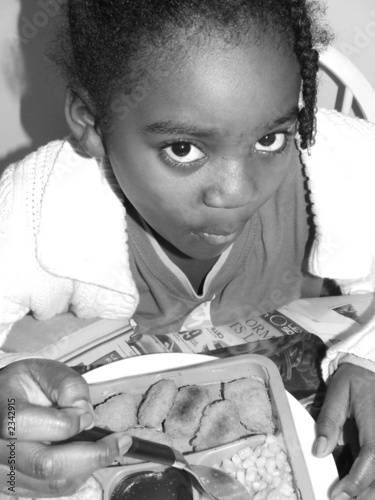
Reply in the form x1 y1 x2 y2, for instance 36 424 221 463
0 163 31 344
321 315 375 380
0 147 70 353
0 145 82 369
306 110 375 380
0 165 43 367
0 157 75 369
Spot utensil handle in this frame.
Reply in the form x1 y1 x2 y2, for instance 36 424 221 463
61 427 177 466
126 436 176 465
60 426 114 443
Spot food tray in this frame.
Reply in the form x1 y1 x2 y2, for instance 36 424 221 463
89 354 315 499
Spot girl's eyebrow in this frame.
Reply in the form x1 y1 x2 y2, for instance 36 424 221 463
259 106 300 132
143 106 299 138
143 120 222 138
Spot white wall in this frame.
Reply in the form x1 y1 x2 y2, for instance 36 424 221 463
1 0 375 173
0 0 68 174
328 0 375 86
319 0 375 109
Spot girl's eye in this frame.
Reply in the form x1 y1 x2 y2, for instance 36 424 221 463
162 142 206 165
254 133 288 154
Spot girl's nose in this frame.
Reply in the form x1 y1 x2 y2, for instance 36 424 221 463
201 159 254 209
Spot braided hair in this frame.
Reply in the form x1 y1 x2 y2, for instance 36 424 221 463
287 0 321 149
50 0 331 151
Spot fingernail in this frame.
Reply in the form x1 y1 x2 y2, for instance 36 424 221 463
331 493 350 500
79 412 94 431
314 436 327 456
74 399 94 415
118 435 132 455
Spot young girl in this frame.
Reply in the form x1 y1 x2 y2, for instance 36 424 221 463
1 0 375 498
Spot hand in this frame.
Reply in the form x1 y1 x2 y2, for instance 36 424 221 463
314 362 375 500
0 358 131 497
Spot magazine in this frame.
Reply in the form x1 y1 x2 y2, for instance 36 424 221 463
5 293 375 370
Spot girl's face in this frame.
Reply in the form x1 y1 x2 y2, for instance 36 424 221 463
103 39 301 261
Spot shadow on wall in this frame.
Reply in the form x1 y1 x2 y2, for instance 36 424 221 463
0 0 69 175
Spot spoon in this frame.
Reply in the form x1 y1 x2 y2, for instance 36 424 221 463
67 426 249 500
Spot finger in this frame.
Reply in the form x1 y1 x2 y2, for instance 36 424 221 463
1 359 93 415
5 434 132 479
0 360 94 441
23 359 94 413
314 375 349 457
0 463 86 498
330 402 375 499
0 434 131 497
13 438 120 480
357 481 375 500
1 404 93 442
330 443 375 500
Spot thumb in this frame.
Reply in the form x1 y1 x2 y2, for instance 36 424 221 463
314 372 349 457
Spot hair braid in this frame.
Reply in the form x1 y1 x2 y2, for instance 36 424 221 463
287 0 320 151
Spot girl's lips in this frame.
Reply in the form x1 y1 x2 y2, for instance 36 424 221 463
192 230 238 246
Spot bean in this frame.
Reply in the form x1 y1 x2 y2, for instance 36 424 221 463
218 435 297 499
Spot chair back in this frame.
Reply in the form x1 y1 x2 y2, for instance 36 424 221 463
319 46 375 122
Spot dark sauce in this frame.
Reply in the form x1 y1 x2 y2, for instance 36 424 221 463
111 467 194 500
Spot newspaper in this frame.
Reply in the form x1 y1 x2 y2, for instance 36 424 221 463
279 292 375 347
5 293 375 370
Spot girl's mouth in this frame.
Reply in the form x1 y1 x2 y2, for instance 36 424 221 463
192 230 238 246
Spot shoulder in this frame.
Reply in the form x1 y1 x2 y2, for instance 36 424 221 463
0 139 69 207
6 139 68 179
305 110 375 281
307 109 375 178
0 139 80 236
1 137 93 187
316 108 375 150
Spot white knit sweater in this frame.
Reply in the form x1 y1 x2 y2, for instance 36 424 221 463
1 109 375 377
0 139 139 342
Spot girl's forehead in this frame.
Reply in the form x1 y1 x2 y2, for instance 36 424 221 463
110 39 301 138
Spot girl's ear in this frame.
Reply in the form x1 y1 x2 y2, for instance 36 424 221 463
65 88 106 158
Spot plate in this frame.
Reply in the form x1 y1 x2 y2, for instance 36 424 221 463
286 392 338 499
83 353 216 383
84 353 338 499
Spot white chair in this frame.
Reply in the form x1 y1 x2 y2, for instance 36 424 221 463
318 45 375 122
